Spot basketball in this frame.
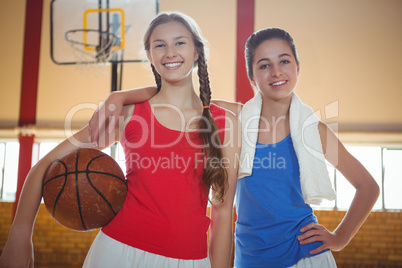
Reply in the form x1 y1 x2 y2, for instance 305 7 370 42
42 148 127 231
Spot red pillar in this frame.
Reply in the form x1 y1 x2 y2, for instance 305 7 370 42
14 135 35 216
14 0 43 217
236 0 255 104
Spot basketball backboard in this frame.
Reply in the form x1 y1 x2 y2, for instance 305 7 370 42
50 0 159 65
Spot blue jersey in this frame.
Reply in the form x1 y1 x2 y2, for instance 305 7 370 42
235 134 328 268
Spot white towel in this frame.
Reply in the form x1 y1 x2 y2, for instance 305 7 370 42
238 91 336 205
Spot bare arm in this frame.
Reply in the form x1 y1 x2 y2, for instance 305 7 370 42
89 86 158 144
209 110 241 268
0 127 100 268
298 122 380 254
0 105 134 268
211 100 243 117
88 87 245 145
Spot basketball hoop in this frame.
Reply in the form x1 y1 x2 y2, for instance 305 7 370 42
65 29 122 63
65 29 122 75
51 0 158 66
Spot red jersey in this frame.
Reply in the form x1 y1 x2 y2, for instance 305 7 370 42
102 101 226 259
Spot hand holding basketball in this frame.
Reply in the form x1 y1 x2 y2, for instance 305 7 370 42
42 148 127 231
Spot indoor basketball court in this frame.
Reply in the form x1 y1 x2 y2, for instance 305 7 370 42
1 0 402 267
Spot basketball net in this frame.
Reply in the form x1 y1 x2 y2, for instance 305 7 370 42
66 29 122 76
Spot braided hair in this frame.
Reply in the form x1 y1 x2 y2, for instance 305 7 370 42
143 12 228 203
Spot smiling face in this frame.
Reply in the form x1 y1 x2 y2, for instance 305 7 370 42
250 38 300 101
147 21 199 86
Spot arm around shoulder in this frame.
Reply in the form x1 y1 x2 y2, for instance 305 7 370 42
211 100 243 117
89 86 157 144
116 86 158 105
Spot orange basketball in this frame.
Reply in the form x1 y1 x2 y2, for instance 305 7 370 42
42 148 127 231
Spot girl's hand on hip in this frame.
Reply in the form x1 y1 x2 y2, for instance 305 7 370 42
298 222 347 255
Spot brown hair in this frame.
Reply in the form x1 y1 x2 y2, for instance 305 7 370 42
245 27 299 79
143 12 227 203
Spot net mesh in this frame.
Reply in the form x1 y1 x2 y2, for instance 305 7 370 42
65 29 122 75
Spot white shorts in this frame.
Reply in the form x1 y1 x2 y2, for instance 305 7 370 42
234 251 337 268
83 231 211 268
288 251 337 268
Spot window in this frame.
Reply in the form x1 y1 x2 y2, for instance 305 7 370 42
383 149 402 209
336 146 383 210
38 142 59 159
314 146 402 211
0 142 20 201
1 141 402 211
0 140 127 202
36 141 127 174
